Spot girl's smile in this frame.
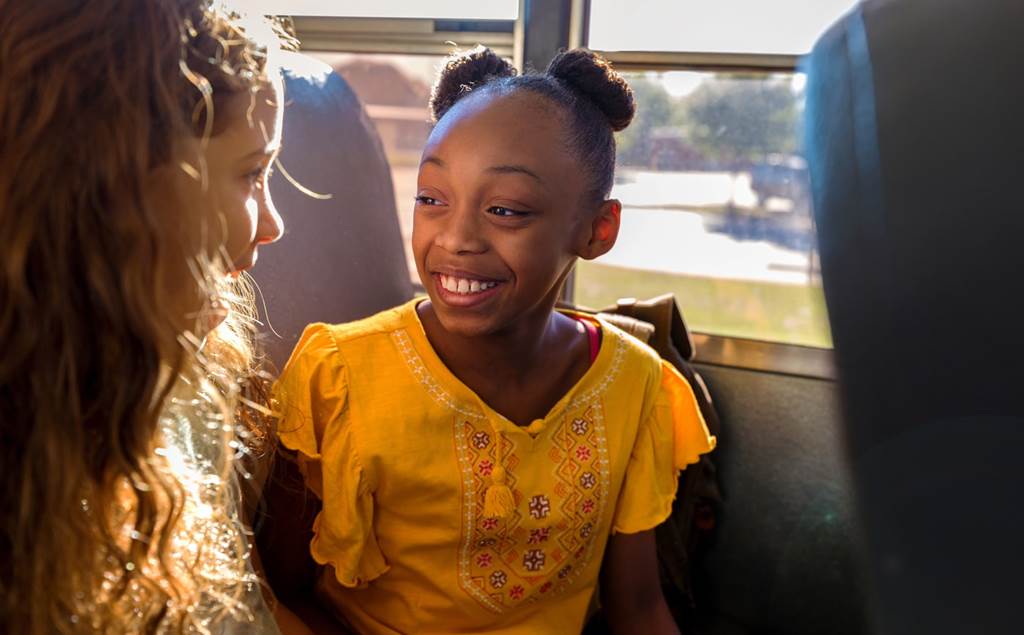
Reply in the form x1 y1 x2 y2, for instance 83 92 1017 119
432 270 506 308
413 91 589 337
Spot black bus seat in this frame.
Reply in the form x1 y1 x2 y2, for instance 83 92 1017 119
690 359 866 635
252 51 414 370
806 1 1024 632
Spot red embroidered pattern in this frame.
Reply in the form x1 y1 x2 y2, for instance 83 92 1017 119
392 327 623 615
454 404 611 613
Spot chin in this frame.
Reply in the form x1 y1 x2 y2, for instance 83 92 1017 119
429 298 503 338
231 258 254 275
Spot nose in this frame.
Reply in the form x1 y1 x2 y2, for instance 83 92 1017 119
255 192 284 245
435 205 486 255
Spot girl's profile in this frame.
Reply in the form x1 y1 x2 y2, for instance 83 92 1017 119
0 1 290 632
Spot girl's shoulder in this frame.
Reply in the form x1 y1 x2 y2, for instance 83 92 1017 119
284 300 418 379
591 313 665 380
299 300 418 352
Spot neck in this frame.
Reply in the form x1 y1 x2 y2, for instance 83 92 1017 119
416 275 594 426
419 299 564 384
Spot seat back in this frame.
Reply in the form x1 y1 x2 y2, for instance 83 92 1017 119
806 1 1024 632
252 52 414 368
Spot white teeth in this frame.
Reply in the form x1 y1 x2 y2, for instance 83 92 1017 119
438 275 499 295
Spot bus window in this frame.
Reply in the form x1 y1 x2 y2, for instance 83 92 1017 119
573 0 857 348
574 71 832 348
273 1 835 349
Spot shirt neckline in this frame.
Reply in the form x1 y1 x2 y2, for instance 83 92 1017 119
398 299 621 436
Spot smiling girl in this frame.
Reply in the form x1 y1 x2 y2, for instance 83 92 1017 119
272 47 716 634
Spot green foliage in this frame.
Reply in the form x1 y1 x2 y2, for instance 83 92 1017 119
615 73 802 169
684 76 800 163
616 77 679 166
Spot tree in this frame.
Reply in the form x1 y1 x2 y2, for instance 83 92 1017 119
682 76 800 165
615 77 678 168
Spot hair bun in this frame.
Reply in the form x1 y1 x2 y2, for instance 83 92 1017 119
430 46 516 122
546 49 635 132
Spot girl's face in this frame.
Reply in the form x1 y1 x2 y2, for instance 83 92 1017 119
413 91 615 337
155 79 285 328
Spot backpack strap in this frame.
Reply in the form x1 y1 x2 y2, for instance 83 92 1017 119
597 295 723 622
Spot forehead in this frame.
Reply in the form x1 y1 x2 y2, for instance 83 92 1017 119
425 91 570 165
207 82 283 158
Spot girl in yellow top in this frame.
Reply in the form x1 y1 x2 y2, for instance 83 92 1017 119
271 47 716 635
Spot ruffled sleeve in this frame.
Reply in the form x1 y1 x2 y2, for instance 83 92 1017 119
274 323 389 587
612 360 717 534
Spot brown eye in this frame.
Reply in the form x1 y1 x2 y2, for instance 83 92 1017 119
245 164 272 189
488 206 528 217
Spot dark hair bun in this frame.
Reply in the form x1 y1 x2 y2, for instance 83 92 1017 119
546 49 635 132
430 46 516 122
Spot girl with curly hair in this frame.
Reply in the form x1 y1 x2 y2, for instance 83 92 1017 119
0 1 301 632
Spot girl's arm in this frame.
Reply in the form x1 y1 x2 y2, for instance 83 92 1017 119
600 530 681 635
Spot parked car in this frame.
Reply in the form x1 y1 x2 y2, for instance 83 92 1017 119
750 154 810 206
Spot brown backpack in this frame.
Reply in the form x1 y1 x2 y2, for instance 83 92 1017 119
583 294 723 626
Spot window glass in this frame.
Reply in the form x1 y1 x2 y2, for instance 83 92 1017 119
308 52 442 279
574 71 832 347
303 55 830 346
588 0 858 55
250 0 518 20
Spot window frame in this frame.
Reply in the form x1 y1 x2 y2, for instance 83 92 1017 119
290 16 515 57
282 0 836 378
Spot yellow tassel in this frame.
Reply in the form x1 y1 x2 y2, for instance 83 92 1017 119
483 466 514 518
483 483 516 519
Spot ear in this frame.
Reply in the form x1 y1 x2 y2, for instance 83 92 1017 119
577 199 621 260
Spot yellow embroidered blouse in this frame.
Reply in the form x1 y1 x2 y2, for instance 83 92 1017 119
275 300 716 634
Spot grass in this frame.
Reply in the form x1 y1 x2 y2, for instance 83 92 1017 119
574 260 833 348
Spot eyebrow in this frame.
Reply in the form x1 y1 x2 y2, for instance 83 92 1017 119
420 155 445 169
420 155 543 183
241 144 280 163
486 164 543 183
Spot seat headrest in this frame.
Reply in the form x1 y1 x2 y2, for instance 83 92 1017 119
252 52 414 369
805 2 1024 632
805 0 1024 445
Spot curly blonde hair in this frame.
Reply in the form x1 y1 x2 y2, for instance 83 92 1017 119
0 1 293 632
